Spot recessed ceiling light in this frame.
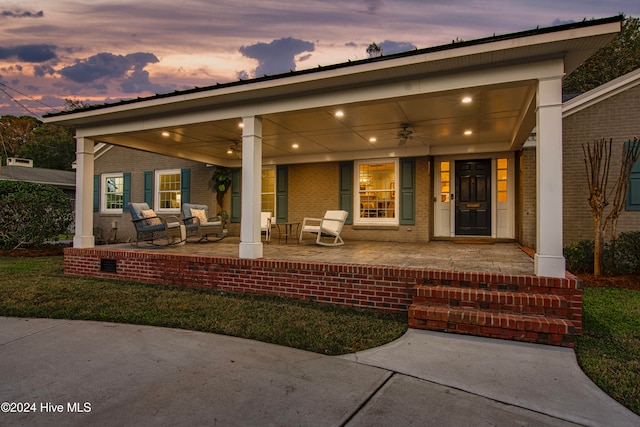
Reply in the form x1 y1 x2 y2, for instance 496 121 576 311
238 123 244 128
464 130 473 135
462 97 472 103
369 137 377 143
335 110 344 118
292 143 299 149
227 148 234 154
161 131 170 137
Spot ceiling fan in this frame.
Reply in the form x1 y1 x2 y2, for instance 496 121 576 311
396 123 414 146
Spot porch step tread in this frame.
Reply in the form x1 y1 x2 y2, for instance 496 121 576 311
409 303 576 335
413 285 569 309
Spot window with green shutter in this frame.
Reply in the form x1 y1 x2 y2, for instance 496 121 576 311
627 149 640 211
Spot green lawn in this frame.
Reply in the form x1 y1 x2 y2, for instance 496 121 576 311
575 286 640 415
1 256 638 415
0 256 407 356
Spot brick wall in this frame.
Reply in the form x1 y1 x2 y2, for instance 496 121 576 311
95 148 432 244
518 148 537 249
563 84 640 244
94 146 218 243
288 158 431 243
63 247 583 347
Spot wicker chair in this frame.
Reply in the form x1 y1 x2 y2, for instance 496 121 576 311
128 202 182 246
181 203 224 242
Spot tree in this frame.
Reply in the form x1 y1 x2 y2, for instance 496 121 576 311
564 15 640 95
604 138 640 271
366 43 382 58
583 139 611 276
19 123 76 170
0 115 75 170
583 138 640 276
0 116 38 161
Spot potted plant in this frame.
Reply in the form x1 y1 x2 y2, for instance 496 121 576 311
212 167 232 232
211 166 232 209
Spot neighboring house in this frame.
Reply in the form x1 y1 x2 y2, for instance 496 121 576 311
0 157 76 205
44 17 623 278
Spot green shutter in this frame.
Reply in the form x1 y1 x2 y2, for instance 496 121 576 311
339 162 354 224
123 172 131 209
276 165 288 222
627 148 640 211
230 168 241 223
93 174 99 212
144 171 153 206
180 168 190 205
399 158 415 225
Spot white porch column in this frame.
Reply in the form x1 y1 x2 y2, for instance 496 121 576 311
73 136 95 248
535 75 565 277
238 116 264 259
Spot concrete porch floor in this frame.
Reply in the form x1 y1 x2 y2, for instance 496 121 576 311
107 237 536 276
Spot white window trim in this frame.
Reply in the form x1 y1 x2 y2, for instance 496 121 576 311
353 158 399 226
262 166 276 221
101 172 124 214
154 169 181 213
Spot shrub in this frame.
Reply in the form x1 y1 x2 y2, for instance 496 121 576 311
564 240 595 273
609 231 640 274
0 181 74 250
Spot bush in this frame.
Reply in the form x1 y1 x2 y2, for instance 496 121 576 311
564 240 595 273
0 181 74 250
564 232 640 275
609 231 640 274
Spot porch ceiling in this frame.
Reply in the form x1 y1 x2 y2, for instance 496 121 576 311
95 80 537 165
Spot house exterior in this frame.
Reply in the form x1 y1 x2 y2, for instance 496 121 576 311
0 157 76 204
561 67 640 244
44 17 623 279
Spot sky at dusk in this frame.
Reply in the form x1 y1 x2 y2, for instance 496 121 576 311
1 0 639 118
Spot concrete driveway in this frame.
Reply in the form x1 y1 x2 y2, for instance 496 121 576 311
0 317 637 426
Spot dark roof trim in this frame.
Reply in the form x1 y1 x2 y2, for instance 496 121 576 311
44 15 622 119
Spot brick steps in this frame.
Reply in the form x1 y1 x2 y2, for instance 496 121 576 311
409 305 575 346
409 281 580 347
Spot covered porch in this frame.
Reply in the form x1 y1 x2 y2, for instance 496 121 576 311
46 17 622 281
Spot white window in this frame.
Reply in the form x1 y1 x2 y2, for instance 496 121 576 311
261 166 276 219
101 173 123 213
155 169 181 213
355 159 398 225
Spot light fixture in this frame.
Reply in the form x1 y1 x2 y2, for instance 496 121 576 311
464 130 473 135
369 137 377 143
238 122 244 128
161 131 170 137
227 140 240 155
334 110 344 118
292 143 299 149
462 96 472 104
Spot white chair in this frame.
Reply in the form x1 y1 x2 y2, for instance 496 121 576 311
261 212 272 242
299 210 348 246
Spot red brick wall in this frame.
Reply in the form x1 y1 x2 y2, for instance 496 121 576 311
64 247 582 333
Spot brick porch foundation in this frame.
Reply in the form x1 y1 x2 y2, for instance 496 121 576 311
64 247 582 347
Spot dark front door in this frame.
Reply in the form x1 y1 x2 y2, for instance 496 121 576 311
455 159 491 236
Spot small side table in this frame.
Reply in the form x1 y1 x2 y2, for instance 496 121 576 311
275 222 300 244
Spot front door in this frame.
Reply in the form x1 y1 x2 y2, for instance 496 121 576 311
455 159 491 236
